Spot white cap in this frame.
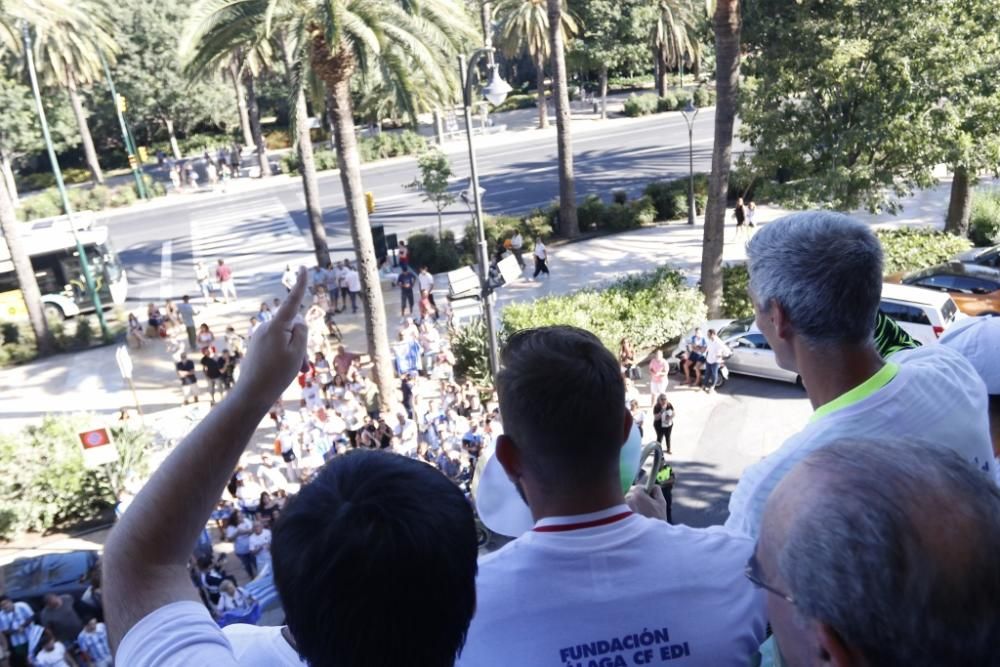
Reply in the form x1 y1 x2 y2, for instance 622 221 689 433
473 423 644 538
939 316 1000 394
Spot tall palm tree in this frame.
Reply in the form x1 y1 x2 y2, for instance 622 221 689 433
227 56 257 150
495 0 576 130
700 0 740 317
546 0 578 237
26 0 117 185
183 0 474 408
235 47 273 178
650 0 702 96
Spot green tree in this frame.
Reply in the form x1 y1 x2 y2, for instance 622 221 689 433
408 149 457 239
183 0 475 409
495 0 577 129
739 0 1000 237
547 0 579 237
650 0 703 95
699 0 739 318
107 0 239 159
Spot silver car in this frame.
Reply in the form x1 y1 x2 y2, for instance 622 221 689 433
670 317 801 385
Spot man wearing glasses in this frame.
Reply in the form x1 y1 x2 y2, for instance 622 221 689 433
750 438 1000 666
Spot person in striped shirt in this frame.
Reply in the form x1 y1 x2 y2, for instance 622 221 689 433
0 597 35 667
76 619 112 667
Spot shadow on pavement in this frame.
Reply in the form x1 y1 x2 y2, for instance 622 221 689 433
669 460 738 529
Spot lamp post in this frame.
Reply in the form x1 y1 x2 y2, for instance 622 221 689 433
459 49 511 379
680 100 699 226
22 22 109 339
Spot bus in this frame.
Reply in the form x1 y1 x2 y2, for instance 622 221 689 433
0 213 128 321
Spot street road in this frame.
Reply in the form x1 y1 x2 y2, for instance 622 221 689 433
109 109 730 302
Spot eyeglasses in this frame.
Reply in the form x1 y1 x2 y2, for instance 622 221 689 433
745 552 795 604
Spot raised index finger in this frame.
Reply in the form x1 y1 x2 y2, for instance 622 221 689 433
274 266 308 323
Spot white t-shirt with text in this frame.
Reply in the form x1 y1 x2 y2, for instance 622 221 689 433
725 344 995 538
458 505 767 667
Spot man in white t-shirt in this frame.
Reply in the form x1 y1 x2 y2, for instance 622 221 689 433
344 263 361 313
725 212 994 539
459 326 767 667
394 413 418 454
510 232 525 268
103 269 478 667
702 329 730 392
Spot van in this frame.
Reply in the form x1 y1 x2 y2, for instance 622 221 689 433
880 282 965 345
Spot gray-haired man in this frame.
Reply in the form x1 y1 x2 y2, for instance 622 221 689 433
726 212 994 537
754 438 1000 667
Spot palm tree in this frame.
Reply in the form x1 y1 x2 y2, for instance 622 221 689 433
234 47 273 178
227 56 257 150
494 0 577 130
183 0 474 409
650 0 702 96
25 0 117 185
546 0 578 237
700 0 740 317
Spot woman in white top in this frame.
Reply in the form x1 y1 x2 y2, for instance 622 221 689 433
32 630 75 667
215 580 254 615
247 521 272 572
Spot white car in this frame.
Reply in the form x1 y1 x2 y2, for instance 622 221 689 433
879 282 965 345
670 318 801 385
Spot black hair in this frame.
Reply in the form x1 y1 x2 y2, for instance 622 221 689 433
496 326 625 485
272 449 478 667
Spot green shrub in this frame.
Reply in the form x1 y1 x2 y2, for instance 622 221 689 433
877 228 972 275
607 76 654 92
110 185 137 208
628 196 657 227
280 149 339 176
0 414 152 539
693 87 715 107
459 212 555 265
643 174 708 221
721 264 753 319
657 93 679 112
74 316 95 346
501 267 706 353
450 318 493 386
406 231 462 274
578 194 606 230
969 189 1000 247
674 90 692 108
623 94 659 117
359 131 427 161
490 93 538 113
1 322 20 344
264 128 292 150
17 189 62 221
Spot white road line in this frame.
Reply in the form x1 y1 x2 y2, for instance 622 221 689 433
159 240 172 300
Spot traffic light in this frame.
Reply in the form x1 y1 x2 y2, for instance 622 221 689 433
117 94 127 112
365 191 375 214
127 154 138 168
137 146 148 163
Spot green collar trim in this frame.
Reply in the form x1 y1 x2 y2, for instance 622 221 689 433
809 362 899 423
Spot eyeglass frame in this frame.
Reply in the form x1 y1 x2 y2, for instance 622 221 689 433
745 551 795 605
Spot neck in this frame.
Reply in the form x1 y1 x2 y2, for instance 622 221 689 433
524 476 624 522
796 341 885 410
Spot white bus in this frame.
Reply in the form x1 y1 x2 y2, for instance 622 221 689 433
0 213 128 321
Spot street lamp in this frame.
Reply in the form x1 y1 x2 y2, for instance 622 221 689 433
680 99 700 226
459 49 510 379
22 22 110 339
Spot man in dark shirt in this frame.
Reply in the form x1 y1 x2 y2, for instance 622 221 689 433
201 349 224 405
39 594 83 646
175 352 199 405
397 266 416 317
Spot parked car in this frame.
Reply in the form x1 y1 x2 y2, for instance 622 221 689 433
954 244 1000 269
879 282 965 345
0 550 99 612
886 262 1000 317
669 317 801 385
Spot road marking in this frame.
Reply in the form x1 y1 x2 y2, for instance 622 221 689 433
159 240 172 300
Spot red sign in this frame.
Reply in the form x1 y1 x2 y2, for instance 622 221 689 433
79 428 111 449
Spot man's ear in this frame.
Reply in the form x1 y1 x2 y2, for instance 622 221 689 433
496 434 522 481
816 623 864 667
769 300 795 343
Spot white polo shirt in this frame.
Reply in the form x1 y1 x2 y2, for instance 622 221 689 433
725 344 995 538
458 505 767 667
418 271 435 292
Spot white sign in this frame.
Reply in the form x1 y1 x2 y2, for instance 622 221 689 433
115 345 133 380
308 117 321 129
79 428 119 469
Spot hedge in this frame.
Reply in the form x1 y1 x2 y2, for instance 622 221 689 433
623 89 714 117
500 267 707 354
16 175 166 222
279 130 428 175
969 188 1000 247
644 174 709 221
719 228 973 319
0 414 151 539
406 231 463 274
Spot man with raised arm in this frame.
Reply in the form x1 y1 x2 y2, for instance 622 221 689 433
104 268 479 667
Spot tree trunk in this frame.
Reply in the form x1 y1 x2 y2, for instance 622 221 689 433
164 118 182 159
700 0 741 318
66 70 104 185
326 69 395 411
944 165 972 237
599 64 608 120
655 47 668 97
0 174 53 354
480 1 493 47
535 53 548 129
0 148 19 208
547 0 579 237
282 42 330 268
242 70 272 178
230 60 255 149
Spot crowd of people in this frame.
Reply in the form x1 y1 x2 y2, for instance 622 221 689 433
11 212 998 667
0 587 111 667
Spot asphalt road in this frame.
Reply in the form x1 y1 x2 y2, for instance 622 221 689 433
108 109 725 302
